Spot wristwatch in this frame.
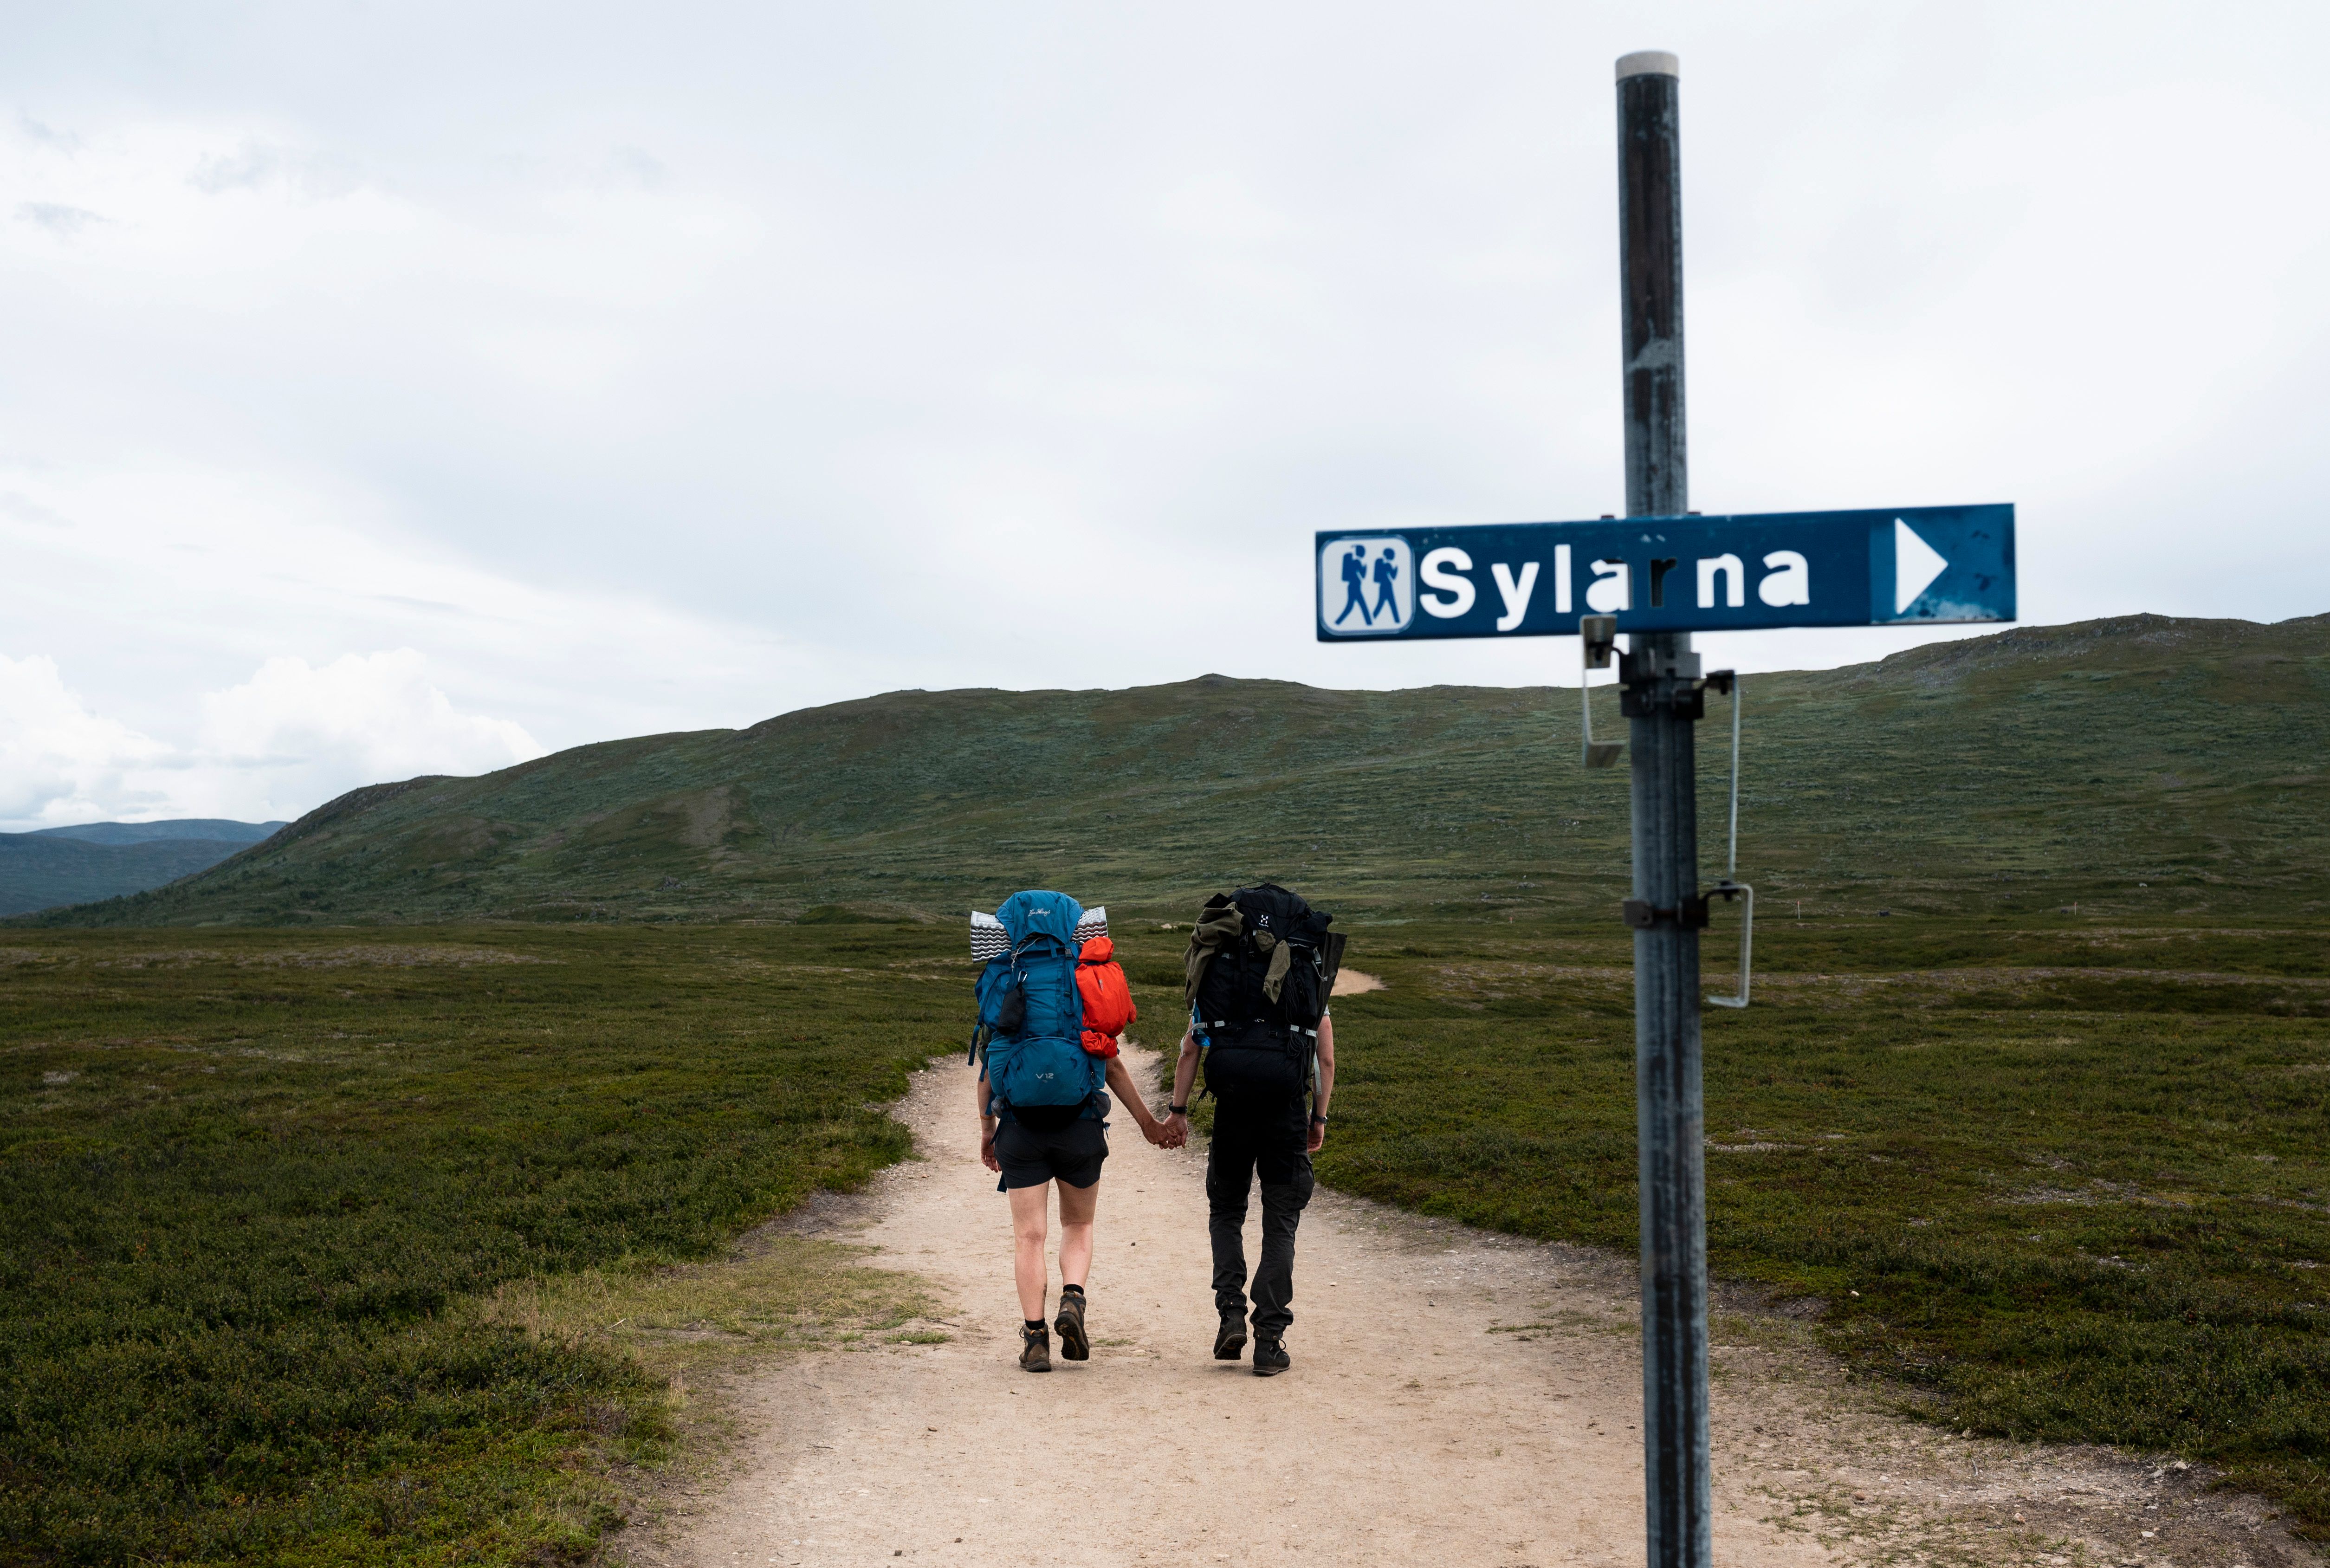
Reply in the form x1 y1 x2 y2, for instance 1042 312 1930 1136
1310 1113 1329 1125
1170 1103 1188 1116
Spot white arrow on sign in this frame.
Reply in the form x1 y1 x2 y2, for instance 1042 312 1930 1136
1894 517 1949 613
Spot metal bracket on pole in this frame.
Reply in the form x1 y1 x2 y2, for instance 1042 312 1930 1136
1579 615 1623 767
1711 671 1740 870
1703 881 1752 1008
1704 674 1752 1008
1583 615 1618 668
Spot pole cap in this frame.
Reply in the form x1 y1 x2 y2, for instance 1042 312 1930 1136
1615 50 1679 80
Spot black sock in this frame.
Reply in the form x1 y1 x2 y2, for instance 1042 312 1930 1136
1025 1319 1045 1332
1061 1283 1085 1298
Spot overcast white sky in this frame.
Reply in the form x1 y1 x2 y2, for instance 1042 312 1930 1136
3 1 2326 829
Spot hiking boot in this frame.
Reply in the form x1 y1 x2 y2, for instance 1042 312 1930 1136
1054 1291 1090 1361
1213 1314 1248 1362
1252 1335 1290 1377
1019 1323 1052 1373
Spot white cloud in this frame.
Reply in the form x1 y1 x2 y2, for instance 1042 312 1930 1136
0 457 853 756
0 648 545 832
193 650 547 821
0 654 169 828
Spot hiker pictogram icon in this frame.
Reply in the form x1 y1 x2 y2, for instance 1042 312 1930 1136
1317 537 1412 635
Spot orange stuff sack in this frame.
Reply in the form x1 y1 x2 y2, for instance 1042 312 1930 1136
1075 935 1137 1056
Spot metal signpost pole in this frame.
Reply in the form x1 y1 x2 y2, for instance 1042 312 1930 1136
1616 50 1711 1568
1309 52 2013 1568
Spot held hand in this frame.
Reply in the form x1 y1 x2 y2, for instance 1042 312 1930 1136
1163 1113 1191 1150
980 1130 1001 1173
1306 1119 1327 1154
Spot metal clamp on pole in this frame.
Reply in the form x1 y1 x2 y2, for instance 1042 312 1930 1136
1579 614 1623 768
1621 895 1710 929
1618 640 1706 718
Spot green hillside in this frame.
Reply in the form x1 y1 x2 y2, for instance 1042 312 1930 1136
0 834 277 919
22 613 2330 928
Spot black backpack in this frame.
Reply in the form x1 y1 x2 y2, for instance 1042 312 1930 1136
1187 882 1345 1101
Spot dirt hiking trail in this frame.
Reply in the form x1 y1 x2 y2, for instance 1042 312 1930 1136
631 1048 2318 1568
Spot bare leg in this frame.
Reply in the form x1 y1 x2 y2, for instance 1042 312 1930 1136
1055 1178 1100 1289
1008 1182 1051 1321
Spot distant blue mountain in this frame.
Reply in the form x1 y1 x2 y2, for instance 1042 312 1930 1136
29 819 287 846
0 821 286 916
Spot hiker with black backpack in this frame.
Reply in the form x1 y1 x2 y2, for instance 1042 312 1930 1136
970 892 1171 1373
1159 882 1343 1377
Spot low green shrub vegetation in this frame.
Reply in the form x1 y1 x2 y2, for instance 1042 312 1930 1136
0 925 952 1565
1151 913 2327 1536
9 909 2329 1558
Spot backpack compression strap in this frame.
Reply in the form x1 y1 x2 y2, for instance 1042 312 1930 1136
1197 1018 1319 1037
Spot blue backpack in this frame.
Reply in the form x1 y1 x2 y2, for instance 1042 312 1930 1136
971 890 1104 1119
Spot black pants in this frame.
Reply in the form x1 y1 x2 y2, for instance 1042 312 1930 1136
1205 1095 1314 1336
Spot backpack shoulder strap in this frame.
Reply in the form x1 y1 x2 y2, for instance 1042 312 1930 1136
1318 930 1348 997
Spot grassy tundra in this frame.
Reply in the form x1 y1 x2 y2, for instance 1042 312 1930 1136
1255 914 2330 1534
0 924 944 1566
5 912 2328 1563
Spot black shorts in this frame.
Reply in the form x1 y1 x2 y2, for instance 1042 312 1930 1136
994 1116 1109 1192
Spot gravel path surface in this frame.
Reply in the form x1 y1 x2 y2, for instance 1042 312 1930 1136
631 1049 2322 1568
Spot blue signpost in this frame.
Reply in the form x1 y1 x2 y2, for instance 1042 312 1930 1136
1316 504 2014 641
1312 50 2017 1568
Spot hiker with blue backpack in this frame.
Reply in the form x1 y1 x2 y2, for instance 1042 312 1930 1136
970 891 1171 1373
1160 882 1343 1377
